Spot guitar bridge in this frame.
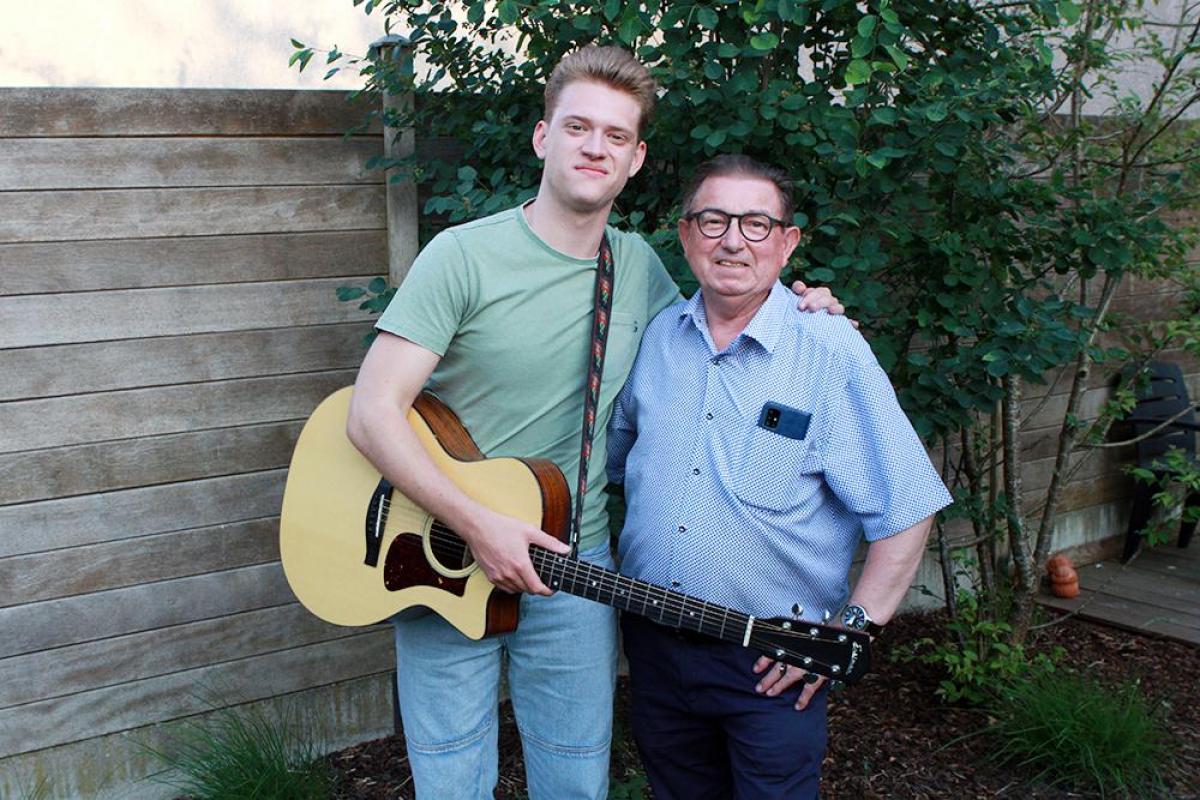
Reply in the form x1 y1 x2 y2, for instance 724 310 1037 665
364 477 392 567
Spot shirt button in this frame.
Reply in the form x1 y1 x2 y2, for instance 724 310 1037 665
710 357 720 365
692 468 700 475
678 525 687 533
705 413 713 420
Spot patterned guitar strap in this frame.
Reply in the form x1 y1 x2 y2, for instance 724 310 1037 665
568 232 615 559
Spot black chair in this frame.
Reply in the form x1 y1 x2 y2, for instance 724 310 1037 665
1121 360 1199 562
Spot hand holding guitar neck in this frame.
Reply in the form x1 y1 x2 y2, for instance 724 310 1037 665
460 506 569 596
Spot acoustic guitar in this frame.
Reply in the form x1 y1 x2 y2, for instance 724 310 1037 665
279 387 871 684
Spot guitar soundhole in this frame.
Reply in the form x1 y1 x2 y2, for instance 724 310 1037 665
429 527 475 571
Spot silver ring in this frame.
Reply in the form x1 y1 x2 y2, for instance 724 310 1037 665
778 663 787 674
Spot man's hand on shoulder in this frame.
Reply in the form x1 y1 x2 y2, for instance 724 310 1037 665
790 280 859 329
460 508 570 596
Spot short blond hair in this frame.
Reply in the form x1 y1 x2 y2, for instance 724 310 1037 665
544 45 657 136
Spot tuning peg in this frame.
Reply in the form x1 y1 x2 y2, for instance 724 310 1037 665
791 603 804 619
823 609 831 623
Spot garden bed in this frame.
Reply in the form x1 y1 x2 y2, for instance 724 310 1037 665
328 611 1199 799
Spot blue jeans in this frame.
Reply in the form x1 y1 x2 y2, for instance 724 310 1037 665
392 542 618 800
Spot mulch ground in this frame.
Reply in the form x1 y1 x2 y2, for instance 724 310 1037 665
328 610 1199 799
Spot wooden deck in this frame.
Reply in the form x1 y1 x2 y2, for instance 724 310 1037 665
1038 543 1200 646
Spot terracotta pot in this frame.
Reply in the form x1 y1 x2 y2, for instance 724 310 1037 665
1046 553 1074 575
1049 564 1080 598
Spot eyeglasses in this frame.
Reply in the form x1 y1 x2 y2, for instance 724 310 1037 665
683 208 786 242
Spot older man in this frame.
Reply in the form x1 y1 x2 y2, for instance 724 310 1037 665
607 154 953 800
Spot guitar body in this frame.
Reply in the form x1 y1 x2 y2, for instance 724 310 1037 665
279 387 570 637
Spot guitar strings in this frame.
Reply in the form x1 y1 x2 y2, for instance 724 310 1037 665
421 515 836 645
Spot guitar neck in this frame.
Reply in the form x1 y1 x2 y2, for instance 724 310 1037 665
529 547 753 647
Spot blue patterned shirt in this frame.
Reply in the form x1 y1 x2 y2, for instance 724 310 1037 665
607 281 953 623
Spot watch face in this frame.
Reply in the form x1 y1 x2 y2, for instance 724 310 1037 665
842 605 867 630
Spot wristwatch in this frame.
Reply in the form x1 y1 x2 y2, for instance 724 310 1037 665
841 604 884 637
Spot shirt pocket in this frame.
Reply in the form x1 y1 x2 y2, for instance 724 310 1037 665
732 423 820 512
603 311 641 394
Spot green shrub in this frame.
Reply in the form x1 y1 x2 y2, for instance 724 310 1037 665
901 590 1058 706
147 700 333 800
988 672 1170 798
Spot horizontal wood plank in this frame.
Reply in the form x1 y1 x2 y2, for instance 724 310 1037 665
0 563 293 659
0 517 281 608
0 281 372 348
0 185 384 244
0 324 370 402
0 421 303 506
0 88 378 137
0 370 353 454
0 470 286 559
0 603 364 709
0 674 394 800
1039 590 1200 643
0 137 382 191
0 631 394 758
0 230 386 295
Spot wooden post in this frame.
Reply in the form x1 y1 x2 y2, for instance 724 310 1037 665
369 35 418 287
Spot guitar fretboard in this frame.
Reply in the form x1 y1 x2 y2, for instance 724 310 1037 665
530 547 752 646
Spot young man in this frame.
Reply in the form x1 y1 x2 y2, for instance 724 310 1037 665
346 49 840 799
607 155 953 800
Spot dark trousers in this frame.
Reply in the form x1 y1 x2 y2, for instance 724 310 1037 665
621 614 827 800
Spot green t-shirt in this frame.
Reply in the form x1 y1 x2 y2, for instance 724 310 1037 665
376 203 681 552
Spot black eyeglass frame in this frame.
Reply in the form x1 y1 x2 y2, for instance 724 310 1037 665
683 208 788 242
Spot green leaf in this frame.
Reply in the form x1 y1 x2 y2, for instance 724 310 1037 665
705 129 728 147
884 44 909 70
807 267 835 282
498 0 519 24
697 6 718 29
618 13 641 44
1036 38 1053 65
857 15 877 37
925 103 949 122
781 93 807 110
866 151 890 169
845 59 872 86
290 39 305 49
1058 0 1081 24
870 107 897 125
604 0 620 22
750 32 780 52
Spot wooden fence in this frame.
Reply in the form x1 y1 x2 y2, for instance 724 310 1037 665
0 88 398 799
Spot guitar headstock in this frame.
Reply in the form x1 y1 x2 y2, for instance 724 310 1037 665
750 618 872 684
